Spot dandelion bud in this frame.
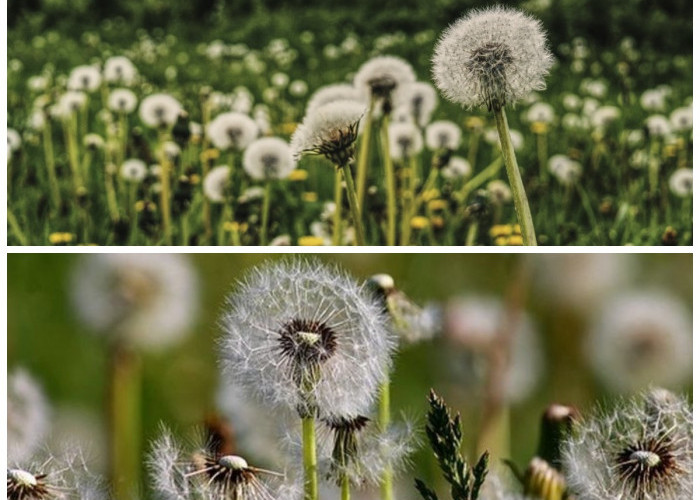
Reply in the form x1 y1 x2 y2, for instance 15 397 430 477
523 457 567 500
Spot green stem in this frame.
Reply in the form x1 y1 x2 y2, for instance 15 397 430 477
379 379 392 500
493 107 537 246
536 132 548 183
465 220 478 246
340 163 365 245
42 122 61 209
158 133 172 245
260 182 271 245
400 160 412 246
8 209 29 245
333 168 343 246
341 474 351 500
380 115 396 245
302 416 319 500
356 98 375 214
105 166 120 223
456 157 503 203
110 345 141 500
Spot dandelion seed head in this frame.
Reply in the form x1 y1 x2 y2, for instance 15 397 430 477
291 100 366 166
441 156 472 179
306 84 364 116
67 65 102 92
120 159 148 183
8 369 50 464
103 56 138 85
590 105 621 129
425 120 462 151
526 102 555 124
83 134 105 150
108 88 137 114
548 155 581 186
487 179 512 204
585 290 692 393
388 122 423 160
207 112 259 151
646 115 672 138
71 254 198 351
395 81 438 127
203 165 232 203
8 128 22 153
669 107 692 131
56 91 88 118
432 6 554 110
353 55 416 110
139 93 182 129
220 258 395 419
640 89 666 112
563 389 692 500
669 168 692 198
243 137 295 181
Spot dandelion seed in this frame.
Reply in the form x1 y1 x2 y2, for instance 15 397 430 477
71 254 198 351
669 168 692 197
139 93 183 129
563 388 692 500
203 166 232 203
104 56 138 85
585 290 692 393
219 258 395 419
432 6 554 111
108 89 137 114
8 369 50 464
354 56 416 113
120 159 148 183
388 122 423 160
425 120 462 151
67 65 102 92
207 112 259 151
243 137 295 181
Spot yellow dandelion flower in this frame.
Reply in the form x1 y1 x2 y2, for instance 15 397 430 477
49 232 75 244
421 188 441 202
298 235 325 246
302 192 318 202
200 148 221 163
465 116 485 130
489 224 512 238
530 121 548 134
428 199 447 211
494 236 508 246
410 216 430 230
288 169 309 181
507 235 524 245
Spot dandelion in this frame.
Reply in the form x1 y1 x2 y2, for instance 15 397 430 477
433 6 552 244
207 112 259 151
56 91 87 117
108 89 138 114
388 122 423 160
292 100 367 244
669 168 692 197
139 93 183 129
585 290 692 393
441 156 472 180
8 128 22 153
120 159 148 183
590 105 620 130
425 120 462 151
646 115 672 138
525 102 555 124
242 137 295 244
669 107 692 132
148 426 287 500
8 369 50 464
84 134 104 150
67 65 102 92
563 388 692 500
353 56 416 114
104 56 138 85
640 89 666 112
220 259 395 500
548 154 582 186
203 165 232 203
487 180 513 205
395 81 438 127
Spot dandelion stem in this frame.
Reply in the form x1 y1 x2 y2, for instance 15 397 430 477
260 182 272 245
8 209 29 245
536 130 548 183
110 345 142 500
341 475 351 500
340 163 365 245
105 165 120 223
158 133 173 245
465 219 479 246
457 157 503 203
400 162 413 246
381 115 397 245
355 98 375 214
302 416 319 500
493 107 537 245
379 378 393 500
333 168 343 246
42 121 61 209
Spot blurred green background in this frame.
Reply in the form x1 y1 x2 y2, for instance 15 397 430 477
7 253 693 496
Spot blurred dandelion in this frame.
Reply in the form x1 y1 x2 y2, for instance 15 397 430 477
8 369 51 464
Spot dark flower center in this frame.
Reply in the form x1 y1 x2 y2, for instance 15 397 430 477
615 437 678 498
278 318 338 368
189 452 255 496
309 121 360 167
261 153 280 178
7 470 51 500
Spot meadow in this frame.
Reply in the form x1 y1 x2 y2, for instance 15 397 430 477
6 1 693 246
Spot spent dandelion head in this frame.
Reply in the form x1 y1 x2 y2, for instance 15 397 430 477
432 6 554 111
669 168 692 197
395 81 438 127
103 56 138 86
388 122 424 160
305 84 364 116
108 89 137 114
219 258 395 419
139 93 183 129
425 120 462 151
203 165 232 203
8 369 51 464
120 158 148 183
67 65 102 93
207 112 259 152
243 137 295 181
354 55 416 113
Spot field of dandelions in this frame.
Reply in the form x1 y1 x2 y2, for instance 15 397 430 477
8 253 693 500
6 4 693 246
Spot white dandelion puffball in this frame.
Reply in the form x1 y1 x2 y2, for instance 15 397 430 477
203 165 232 203
590 105 620 129
84 134 105 150
425 120 462 150
206 112 258 151
532 254 634 310
57 91 88 117
108 88 137 114
640 88 666 112
388 122 423 160
67 65 102 92
8 369 51 464
548 155 581 186
7 128 22 153
291 100 366 165
306 84 364 116
432 6 554 110
669 106 692 131
526 102 555 124
139 93 182 129
585 290 692 394
487 179 513 204
443 296 543 403
646 114 672 137
563 389 692 500
120 159 148 183
441 156 472 179
395 81 438 127
243 137 295 181
104 56 138 85
669 168 692 197
354 56 416 103
220 258 396 418
71 254 198 351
